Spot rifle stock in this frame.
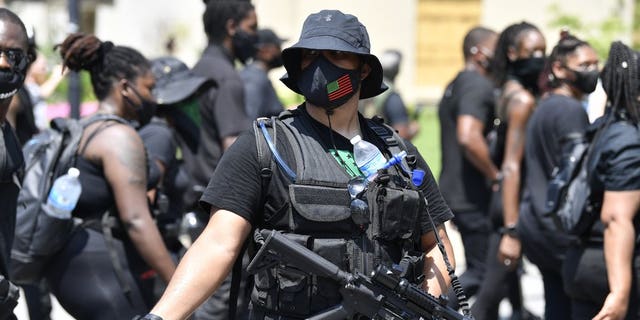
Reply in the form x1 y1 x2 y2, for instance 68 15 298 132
250 229 473 320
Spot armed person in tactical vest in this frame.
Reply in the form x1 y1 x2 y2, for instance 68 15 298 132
143 10 458 320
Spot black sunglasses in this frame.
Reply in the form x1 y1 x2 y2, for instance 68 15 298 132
0 48 27 70
348 176 370 226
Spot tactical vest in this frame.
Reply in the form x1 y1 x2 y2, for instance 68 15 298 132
251 109 424 318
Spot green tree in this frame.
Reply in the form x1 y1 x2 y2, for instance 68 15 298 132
547 3 627 59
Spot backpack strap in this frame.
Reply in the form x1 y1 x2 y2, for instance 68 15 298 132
367 115 413 176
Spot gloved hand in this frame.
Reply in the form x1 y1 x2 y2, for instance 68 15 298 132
132 314 164 320
0 275 19 320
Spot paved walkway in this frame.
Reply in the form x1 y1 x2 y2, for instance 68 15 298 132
14 222 546 319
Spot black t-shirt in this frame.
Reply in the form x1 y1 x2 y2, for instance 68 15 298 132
139 118 189 220
383 91 410 126
522 94 590 220
0 122 24 277
587 112 640 239
190 44 251 189
438 70 495 212
200 106 453 235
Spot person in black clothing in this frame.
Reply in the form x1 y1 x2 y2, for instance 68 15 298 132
189 2 256 318
437 26 498 307
240 28 286 120
187 0 255 208
361 49 419 140
44 33 176 320
471 21 546 320
518 34 598 319
562 41 640 320
0 8 32 320
144 9 457 320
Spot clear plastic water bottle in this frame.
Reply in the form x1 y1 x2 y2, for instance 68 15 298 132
45 167 82 219
350 135 387 181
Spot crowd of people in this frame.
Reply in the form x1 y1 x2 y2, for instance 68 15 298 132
0 1 638 320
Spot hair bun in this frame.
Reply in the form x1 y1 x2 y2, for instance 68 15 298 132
58 33 104 72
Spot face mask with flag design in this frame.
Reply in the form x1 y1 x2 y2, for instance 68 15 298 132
296 54 361 110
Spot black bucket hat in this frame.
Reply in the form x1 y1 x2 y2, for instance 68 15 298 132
151 57 216 105
280 10 387 99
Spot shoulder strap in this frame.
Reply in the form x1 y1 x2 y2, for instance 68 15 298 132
75 115 130 164
366 116 413 176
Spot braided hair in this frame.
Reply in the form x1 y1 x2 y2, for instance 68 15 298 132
203 0 254 44
600 41 640 124
57 33 150 101
540 33 591 92
492 21 540 87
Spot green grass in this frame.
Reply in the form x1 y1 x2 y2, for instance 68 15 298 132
412 106 441 180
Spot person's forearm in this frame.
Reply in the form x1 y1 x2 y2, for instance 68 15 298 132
152 211 250 320
125 215 176 283
461 137 500 181
422 226 455 296
603 217 634 305
501 163 521 226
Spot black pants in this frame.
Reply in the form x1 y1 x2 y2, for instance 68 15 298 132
450 209 491 304
470 232 525 320
22 280 52 320
563 244 640 320
45 228 149 320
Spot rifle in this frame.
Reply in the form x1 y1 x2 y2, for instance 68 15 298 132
247 229 474 320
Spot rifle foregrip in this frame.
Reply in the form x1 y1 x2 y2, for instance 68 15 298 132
260 230 351 283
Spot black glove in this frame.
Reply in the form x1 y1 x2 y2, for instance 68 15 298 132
132 314 164 320
0 275 19 320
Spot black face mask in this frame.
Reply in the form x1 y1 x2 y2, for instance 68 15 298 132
0 69 23 100
510 57 546 93
124 85 157 128
232 30 258 64
296 54 361 110
567 68 599 94
267 55 284 69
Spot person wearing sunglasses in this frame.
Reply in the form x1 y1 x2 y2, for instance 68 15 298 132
0 8 34 320
144 9 456 320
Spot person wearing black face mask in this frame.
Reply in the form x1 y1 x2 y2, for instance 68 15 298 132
360 49 419 140
240 28 286 120
41 33 176 320
143 9 457 320
123 83 158 129
471 21 546 320
0 8 31 320
517 33 598 320
436 26 498 311
190 2 255 319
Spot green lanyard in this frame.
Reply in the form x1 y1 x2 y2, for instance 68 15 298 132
329 149 363 179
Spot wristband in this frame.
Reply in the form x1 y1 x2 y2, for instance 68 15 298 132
490 172 504 187
499 224 518 238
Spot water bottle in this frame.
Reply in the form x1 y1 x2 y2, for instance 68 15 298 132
350 135 387 181
45 167 82 219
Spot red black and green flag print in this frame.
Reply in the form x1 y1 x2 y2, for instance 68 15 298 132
327 74 353 101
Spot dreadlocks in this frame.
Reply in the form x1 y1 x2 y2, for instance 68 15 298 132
600 41 640 124
492 21 540 87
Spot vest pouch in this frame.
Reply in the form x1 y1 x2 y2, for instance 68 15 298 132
276 266 311 316
252 233 312 316
310 238 348 308
288 183 352 234
368 181 420 241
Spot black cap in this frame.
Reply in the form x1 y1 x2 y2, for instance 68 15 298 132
256 28 287 46
151 57 215 106
280 9 387 99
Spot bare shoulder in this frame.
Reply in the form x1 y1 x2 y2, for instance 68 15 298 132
82 121 142 161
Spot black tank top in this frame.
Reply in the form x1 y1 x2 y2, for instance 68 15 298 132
72 156 114 220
